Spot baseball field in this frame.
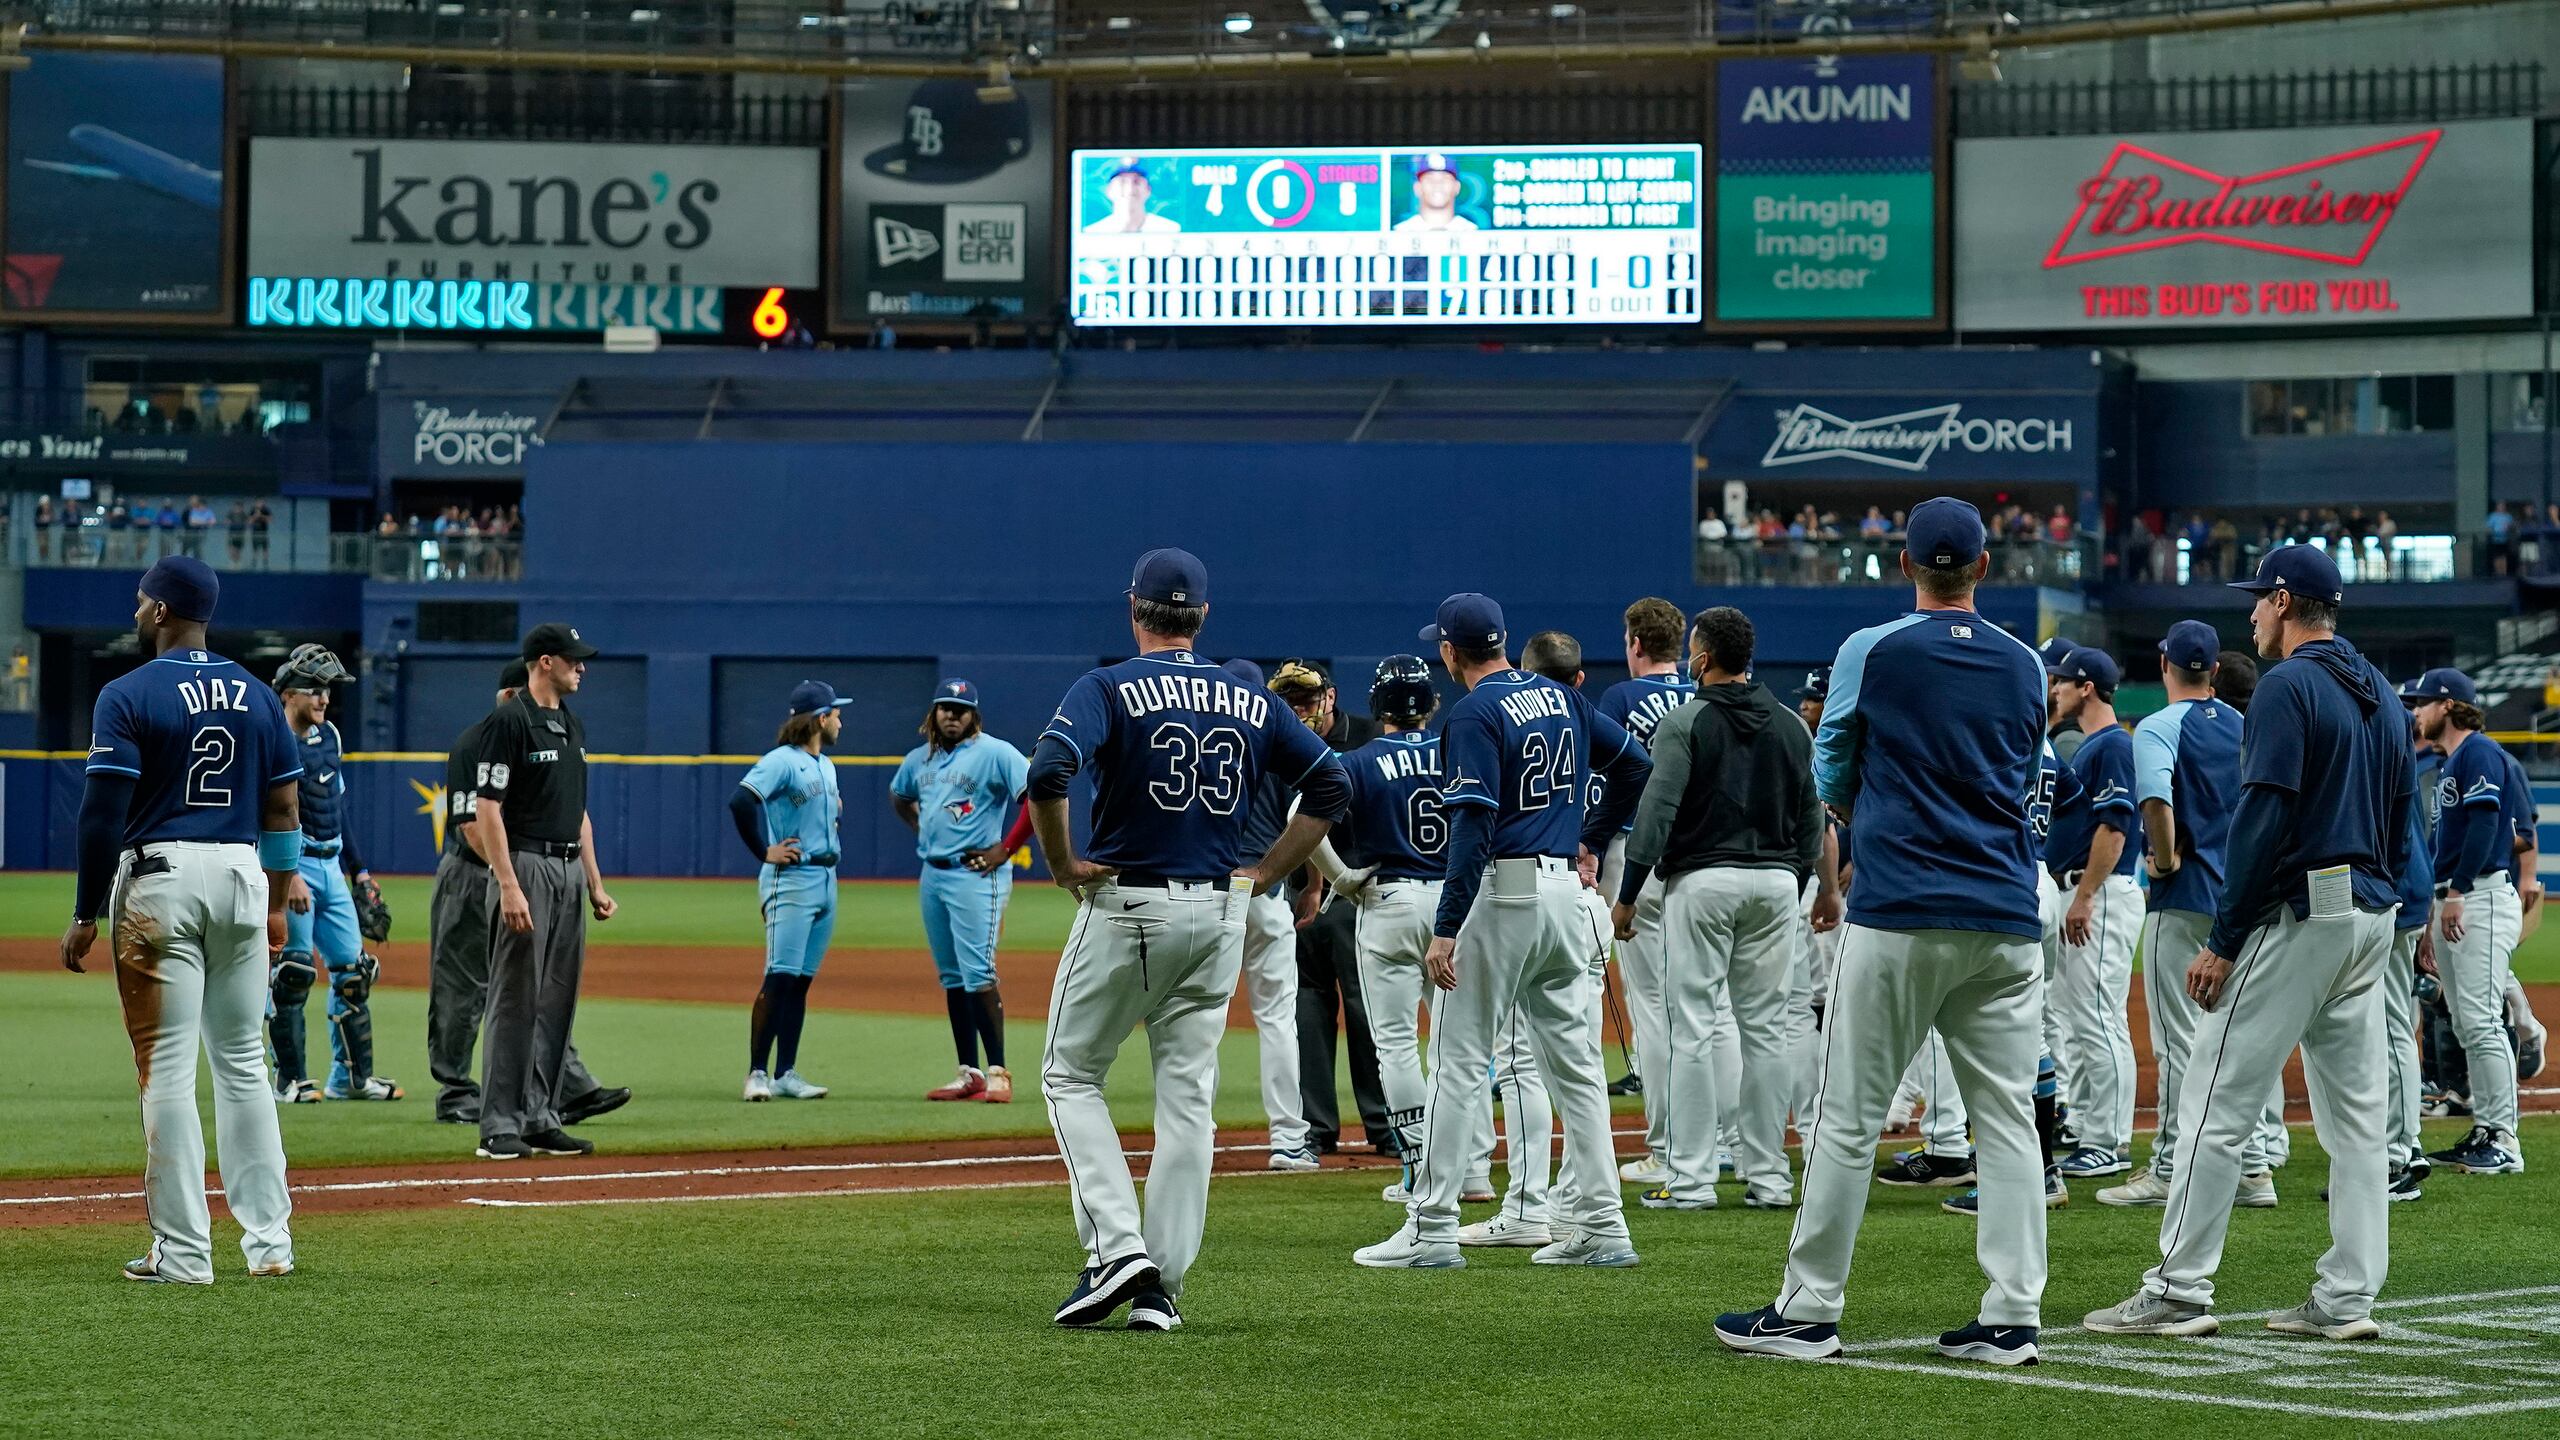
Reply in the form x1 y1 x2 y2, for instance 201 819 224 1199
5 870 2559 1436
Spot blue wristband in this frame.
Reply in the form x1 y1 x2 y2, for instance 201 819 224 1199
259 829 301 872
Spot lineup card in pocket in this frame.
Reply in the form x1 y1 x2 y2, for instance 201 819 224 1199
2307 863 2354 920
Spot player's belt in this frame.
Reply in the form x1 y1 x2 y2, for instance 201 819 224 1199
301 840 340 857
783 854 839 868
1111 871 1227 890
516 838 583 860
922 855 965 870
2056 867 2085 887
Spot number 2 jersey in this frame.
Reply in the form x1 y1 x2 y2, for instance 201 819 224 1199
1037 648 1348 877
86 648 303 847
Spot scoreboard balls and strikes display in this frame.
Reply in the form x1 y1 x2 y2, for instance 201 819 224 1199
1067 144 1702 327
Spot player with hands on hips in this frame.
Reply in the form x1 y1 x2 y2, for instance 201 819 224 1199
1354 592 1653 1272
1026 549 1350 1332
2043 645 2144 1179
1216 659 1321 1171
2085 544 2413 1342
733 681 855 1102
64 557 302 1283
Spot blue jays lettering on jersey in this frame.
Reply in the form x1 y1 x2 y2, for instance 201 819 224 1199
1438 670 1645 860
2046 723 2141 882
1594 673 1697 830
1336 730 1445 879
1816 611 2045 939
889 733 1028 862
86 650 302 846
747 745 846 860
2433 731 2514 893
1039 649 1341 876
294 720 350 844
2131 698 2243 914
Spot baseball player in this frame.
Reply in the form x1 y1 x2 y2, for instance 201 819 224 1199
1594 598 1699 1187
266 644 402 1103
1619 606 1833 1212
1087 157 1180 234
2044 645 2143 1178
1216 660 1319 1170
2087 544 2410 1340
1790 671 1839 1141
735 681 854 1102
1026 548 1349 1332
890 679 1032 1105
2099 623 2263 1208
61 556 300 1283
1395 152 1478 232
1354 592 1652 1271
427 660 625 1129
2410 668 2526 1175
1717 498 2048 1367
2041 636 2087 766
2376 681 2436 1200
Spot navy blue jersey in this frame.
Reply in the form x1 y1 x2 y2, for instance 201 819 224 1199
86 649 303 847
1337 730 1445 879
1041 648 1341 876
1439 669 1644 858
1816 609 2045 939
2500 748 2536 880
2238 638 2410 917
293 719 351 845
1238 771 1290 862
2028 741 2075 851
2047 723 2140 882
1593 672 1697 831
2131 698 2242 914
2395 712 2435 927
2433 732 2514 892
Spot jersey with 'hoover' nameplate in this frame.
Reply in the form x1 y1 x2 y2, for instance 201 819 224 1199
473 695 589 844
86 649 303 847
1438 669 1645 857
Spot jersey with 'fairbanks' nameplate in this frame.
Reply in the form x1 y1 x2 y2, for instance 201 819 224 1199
86 649 303 846
1594 672 1696 828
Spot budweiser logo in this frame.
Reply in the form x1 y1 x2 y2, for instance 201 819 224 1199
2042 130 2439 269
1761 403 2073 472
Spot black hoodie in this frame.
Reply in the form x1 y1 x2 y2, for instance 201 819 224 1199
1619 679 1823 904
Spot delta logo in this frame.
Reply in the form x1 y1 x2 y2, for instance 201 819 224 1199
2042 129 2439 270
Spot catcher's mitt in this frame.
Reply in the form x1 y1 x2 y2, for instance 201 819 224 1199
354 874 393 943
1267 659 1329 705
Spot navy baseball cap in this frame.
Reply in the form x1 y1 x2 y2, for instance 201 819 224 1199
787 680 844 717
1412 151 1458 177
2038 636 2077 671
1421 593 1506 649
2053 646 2121 696
2160 620 2221 672
1106 155 1150 181
862 78 1033 183
1796 668 1830 702
1220 658 1265 686
929 678 979 711
1905 497 1987 569
2408 668 2477 706
2230 543 2345 603
498 659 530 691
1127 547 1207 605
139 554 218 622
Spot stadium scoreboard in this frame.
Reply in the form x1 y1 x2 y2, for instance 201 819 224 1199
1068 144 1702 327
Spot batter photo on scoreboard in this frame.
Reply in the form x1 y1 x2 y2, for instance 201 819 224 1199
1391 152 1482 233
1082 156 1182 235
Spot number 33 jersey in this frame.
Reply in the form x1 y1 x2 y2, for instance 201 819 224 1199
86 649 304 847
1041 648 1341 876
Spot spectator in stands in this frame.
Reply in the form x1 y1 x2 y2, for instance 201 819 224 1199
375 511 400 539
2543 665 2560 717
105 500 132 562
33 496 51 563
2373 511 2399 580
2207 515 2238 581
1859 505 1888 540
7 642 27 711
114 398 144 432
184 496 215 556
2488 500 2516 576
249 500 272 565
155 498 181 558
2047 505 2073 544
57 497 83 564
226 502 248 564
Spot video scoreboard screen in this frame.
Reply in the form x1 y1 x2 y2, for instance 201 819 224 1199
1068 144 1702 327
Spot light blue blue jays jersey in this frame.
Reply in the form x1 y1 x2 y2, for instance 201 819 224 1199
1595 672 1696 831
87 649 303 847
890 733 1029 863
2131 697 2242 915
294 719 351 844
742 745 843 862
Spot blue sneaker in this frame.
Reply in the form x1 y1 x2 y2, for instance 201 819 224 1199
2426 1126 2524 1175
1055 1253 1160 1327
1713 1305 1841 1360
2057 1146 2131 1178
1126 1287 1182 1332
1944 1168 2068 1215
1938 1321 2039 1366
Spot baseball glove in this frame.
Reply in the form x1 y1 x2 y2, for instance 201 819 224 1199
1267 659 1328 705
354 874 392 943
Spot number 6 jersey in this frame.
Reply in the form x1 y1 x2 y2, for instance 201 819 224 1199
86 648 303 846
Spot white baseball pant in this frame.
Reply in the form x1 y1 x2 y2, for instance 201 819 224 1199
2145 905 2394 1319
1791 875 1830 1139
1601 834 1670 1163
2383 926 2424 1163
1350 879 1439 1160
1777 923 2046 1328
1462 1007 1556 1219
1660 866 1801 1205
1042 879 1244 1298
2039 874 2068 1121
109 841 295 1283
1238 889 1309 1153
2056 871 2143 1153
2140 907 2276 1178
1898 1030 1972 1159
2438 876 2524 1146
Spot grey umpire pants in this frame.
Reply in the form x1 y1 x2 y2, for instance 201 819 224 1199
480 850 586 1142
430 851 601 1124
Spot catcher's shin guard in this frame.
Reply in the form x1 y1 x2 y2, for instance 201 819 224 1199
269 953 317 1083
330 953 384 1084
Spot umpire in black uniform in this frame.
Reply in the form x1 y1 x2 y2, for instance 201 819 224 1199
428 657 626 1128
470 623 619 1160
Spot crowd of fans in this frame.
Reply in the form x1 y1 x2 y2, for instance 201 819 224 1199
28 494 274 567
374 504 523 580
2115 504 2547 583
1695 501 2078 584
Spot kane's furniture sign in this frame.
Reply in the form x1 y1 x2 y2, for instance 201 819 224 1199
1954 120 2532 330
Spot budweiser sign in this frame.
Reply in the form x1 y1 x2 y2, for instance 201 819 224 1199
2042 129 2439 269
1761 403 2074 472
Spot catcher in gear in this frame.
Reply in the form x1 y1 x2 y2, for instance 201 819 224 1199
271 643 405 1101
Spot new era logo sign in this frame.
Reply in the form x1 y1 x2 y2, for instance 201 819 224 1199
874 215 942 268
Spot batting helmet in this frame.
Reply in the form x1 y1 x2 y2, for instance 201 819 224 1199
1370 655 1436 724
272 643 351 693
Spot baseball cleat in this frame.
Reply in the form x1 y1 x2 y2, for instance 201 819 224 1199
2428 1125 2525 1175
1717 1150 1737 1180
981 1065 1013 1104
1638 1187 1712 1211
523 1127 594 1157
1354 1229 1465 1269
1938 1321 2040 1366
1457 1214 1552 1247
324 1076 405 1101
121 1256 211 1286
2387 1168 2425 1202
1618 1154 1670 1187
475 1135 534 1160
561 1087 631 1125
247 1261 295 1278
1713 1305 1840 1360
1742 1190 1796 1210
2405 1148 2433 1182
2097 1170 2172 1208
1056 1253 1161 1326
1125 1287 1182 1332
1267 1144 1322 1172
1380 1179 1414 1204
1943 1169 2068 1216
1531 1231 1639 1267
2235 1170 2278 1208
2420 1091 2470 1119
2083 1293 2218 1337
2519 1017 2549 1082
926 1065 987 1102
2264 1301 2382 1341
743 1069 774 1102
274 1078 320 1104
1878 1150 1977 1188
1460 1179 1498 1204
2057 1146 2131 1178
773 1070 829 1100
1607 1072 1643 1097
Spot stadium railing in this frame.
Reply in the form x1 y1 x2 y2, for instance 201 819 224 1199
1695 536 2087 587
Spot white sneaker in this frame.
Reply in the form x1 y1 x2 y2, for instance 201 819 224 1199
2264 1300 2381 1341
774 1070 829 1100
743 1069 774 1102
2235 1170 2278 1208
1532 1231 1640 1268
1459 1178 1496 1203
1380 1180 1414 1204
1618 1154 1669 1186
1353 1228 1464 1269
1456 1213 1552 1247
2097 1170 2172 1208
1268 1144 1321 1172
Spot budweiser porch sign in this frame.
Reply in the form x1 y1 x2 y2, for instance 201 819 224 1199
1955 119 2530 331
